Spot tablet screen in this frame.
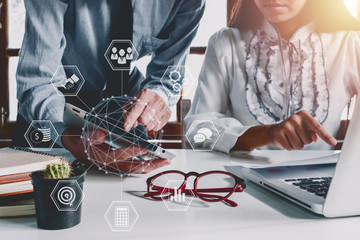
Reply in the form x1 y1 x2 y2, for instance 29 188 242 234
85 99 159 152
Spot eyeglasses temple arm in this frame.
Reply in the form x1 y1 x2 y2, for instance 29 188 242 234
196 192 238 207
196 187 245 193
150 185 245 194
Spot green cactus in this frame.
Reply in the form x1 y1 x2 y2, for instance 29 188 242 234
45 160 72 179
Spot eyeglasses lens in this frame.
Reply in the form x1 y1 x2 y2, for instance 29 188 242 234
149 173 185 198
196 173 236 200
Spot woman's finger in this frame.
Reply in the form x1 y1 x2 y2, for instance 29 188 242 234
301 112 337 146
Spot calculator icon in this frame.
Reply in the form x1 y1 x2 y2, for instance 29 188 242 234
115 206 129 227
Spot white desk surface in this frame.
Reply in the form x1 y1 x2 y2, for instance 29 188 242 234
1 149 360 240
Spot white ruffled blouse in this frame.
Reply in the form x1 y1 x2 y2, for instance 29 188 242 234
185 20 360 153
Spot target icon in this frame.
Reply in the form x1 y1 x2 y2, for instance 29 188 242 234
57 186 77 206
50 180 84 211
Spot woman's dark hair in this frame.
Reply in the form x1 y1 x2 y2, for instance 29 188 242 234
229 0 360 32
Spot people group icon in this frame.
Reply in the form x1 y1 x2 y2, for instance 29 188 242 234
118 49 127 64
126 47 133 60
110 47 119 60
110 46 133 65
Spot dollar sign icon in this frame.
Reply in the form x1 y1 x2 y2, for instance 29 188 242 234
30 129 44 144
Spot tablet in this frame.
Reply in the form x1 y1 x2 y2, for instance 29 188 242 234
63 103 176 160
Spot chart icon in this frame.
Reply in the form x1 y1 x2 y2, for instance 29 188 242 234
161 180 195 212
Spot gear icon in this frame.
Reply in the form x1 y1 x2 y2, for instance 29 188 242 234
169 70 181 83
172 83 182 92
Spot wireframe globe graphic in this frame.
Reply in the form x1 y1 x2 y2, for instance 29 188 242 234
81 96 163 176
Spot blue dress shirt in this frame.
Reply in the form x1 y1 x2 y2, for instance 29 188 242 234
16 0 205 146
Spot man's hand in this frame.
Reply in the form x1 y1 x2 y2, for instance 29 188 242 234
268 110 337 150
62 128 171 174
123 89 171 131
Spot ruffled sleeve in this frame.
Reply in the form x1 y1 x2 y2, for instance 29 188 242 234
184 29 251 153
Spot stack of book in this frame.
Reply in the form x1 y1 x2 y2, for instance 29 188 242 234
0 147 62 217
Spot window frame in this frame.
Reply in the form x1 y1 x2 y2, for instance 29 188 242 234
0 0 236 147
0 0 13 143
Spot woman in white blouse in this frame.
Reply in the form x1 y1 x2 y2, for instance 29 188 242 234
185 0 360 153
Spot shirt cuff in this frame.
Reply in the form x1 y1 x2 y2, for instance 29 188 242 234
150 88 170 106
213 126 251 153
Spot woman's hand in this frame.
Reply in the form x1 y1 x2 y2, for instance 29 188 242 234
232 110 337 152
268 110 337 150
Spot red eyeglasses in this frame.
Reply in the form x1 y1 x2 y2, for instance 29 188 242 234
144 170 246 207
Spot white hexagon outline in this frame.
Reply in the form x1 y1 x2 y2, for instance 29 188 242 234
160 65 195 97
24 120 59 151
104 201 139 232
50 65 86 97
161 180 195 212
50 180 85 212
104 40 139 71
185 120 220 152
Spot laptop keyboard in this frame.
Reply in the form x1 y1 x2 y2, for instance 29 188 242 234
284 177 332 198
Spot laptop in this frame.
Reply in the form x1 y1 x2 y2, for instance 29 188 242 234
241 97 360 217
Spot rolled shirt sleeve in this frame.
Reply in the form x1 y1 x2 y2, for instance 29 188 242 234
16 0 69 147
142 0 206 107
185 30 251 153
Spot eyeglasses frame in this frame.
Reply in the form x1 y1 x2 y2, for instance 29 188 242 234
145 170 246 207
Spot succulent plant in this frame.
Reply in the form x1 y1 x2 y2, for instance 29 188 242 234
45 160 72 179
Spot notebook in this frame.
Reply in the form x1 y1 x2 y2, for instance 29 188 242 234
0 147 63 217
0 147 63 196
0 147 63 176
0 195 35 217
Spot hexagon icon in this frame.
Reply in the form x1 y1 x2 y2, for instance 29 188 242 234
160 65 195 97
104 201 139 232
50 180 85 212
24 120 59 151
50 65 85 96
161 180 195 212
105 40 139 71
186 120 220 151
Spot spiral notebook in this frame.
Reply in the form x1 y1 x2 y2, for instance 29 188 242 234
0 147 62 217
0 147 63 197
0 147 63 176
